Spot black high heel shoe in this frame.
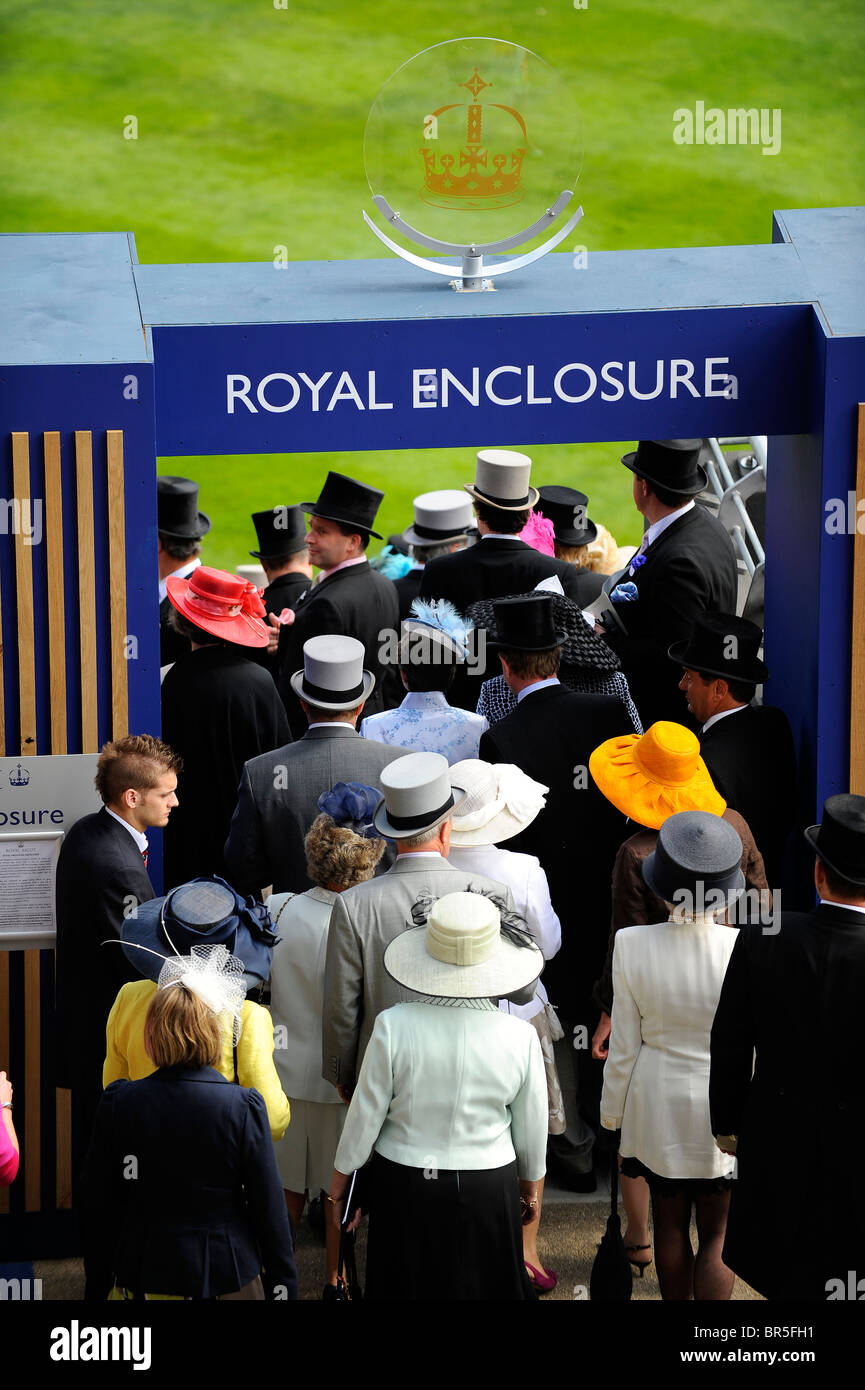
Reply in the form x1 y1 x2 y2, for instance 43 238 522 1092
625 1243 653 1277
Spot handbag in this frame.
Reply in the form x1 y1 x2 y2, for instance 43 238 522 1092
589 1139 633 1300
333 1170 364 1302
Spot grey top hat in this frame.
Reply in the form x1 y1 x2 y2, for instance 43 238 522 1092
642 810 745 905
290 634 376 710
464 449 539 512
402 489 477 548
373 751 467 840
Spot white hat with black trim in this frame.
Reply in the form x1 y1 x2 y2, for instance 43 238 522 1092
290 634 376 710
384 891 544 998
464 449 539 512
402 490 477 548
373 751 466 840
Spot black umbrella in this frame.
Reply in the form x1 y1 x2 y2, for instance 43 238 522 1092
589 1139 633 1301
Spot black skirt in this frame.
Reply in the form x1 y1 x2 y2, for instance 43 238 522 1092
621 1155 734 1198
362 1153 537 1302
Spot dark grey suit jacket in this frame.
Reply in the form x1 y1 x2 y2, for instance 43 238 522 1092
223 724 403 896
322 853 514 1088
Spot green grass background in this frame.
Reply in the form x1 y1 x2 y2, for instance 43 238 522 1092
2 0 864 564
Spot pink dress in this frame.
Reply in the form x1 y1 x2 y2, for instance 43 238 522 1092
0 1118 19 1186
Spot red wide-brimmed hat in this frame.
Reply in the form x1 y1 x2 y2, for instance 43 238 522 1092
166 566 269 648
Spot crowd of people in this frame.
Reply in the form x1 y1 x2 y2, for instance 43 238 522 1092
13 439 861 1303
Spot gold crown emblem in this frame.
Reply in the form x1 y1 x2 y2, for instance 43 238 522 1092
420 69 527 211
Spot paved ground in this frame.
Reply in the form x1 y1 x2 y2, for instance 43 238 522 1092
33 1179 761 1302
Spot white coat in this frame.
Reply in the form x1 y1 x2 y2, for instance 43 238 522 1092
600 916 738 1180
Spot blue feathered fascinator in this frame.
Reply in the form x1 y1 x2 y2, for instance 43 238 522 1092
317 782 382 838
406 597 474 658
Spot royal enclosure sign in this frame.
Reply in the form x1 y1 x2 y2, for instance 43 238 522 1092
151 303 812 454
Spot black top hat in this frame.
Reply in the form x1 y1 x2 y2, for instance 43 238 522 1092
535 486 598 547
486 594 567 652
642 810 745 903
157 476 211 539
301 471 384 540
668 612 769 685
249 506 308 560
804 793 865 886
468 591 620 672
621 440 708 496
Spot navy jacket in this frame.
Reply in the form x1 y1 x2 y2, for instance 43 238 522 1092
83 1066 298 1300
603 505 738 729
710 905 865 1300
276 561 400 738
479 683 630 1015
55 807 153 1093
161 646 291 888
699 703 797 886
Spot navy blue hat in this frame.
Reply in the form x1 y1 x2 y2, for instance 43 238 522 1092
121 876 279 987
317 782 382 839
642 810 744 904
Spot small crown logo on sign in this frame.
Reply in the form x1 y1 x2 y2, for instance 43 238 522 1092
420 69 527 210
9 762 30 787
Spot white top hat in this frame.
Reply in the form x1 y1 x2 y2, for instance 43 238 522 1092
402 490 476 548
448 761 549 846
383 891 544 998
373 751 466 840
290 634 376 710
464 449 539 512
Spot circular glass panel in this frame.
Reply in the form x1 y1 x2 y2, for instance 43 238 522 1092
364 37 582 249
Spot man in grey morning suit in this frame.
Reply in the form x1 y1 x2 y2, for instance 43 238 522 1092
224 635 402 896
322 752 514 1094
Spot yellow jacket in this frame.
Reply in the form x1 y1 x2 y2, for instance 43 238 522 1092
103 978 291 1141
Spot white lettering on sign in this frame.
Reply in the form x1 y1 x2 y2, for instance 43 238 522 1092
225 357 738 416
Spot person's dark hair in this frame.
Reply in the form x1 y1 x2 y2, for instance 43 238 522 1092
333 521 370 550
474 501 529 534
409 538 469 563
499 646 561 681
158 534 201 562
636 474 686 510
301 700 363 722
265 546 309 570
401 661 456 695
168 605 221 646
819 859 865 901
724 678 756 704
95 735 182 805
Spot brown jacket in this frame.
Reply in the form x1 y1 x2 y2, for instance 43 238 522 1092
592 808 769 1016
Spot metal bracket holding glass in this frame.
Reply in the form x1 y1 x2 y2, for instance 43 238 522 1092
364 37 583 291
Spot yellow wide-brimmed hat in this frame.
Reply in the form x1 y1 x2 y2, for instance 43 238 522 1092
589 721 726 830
